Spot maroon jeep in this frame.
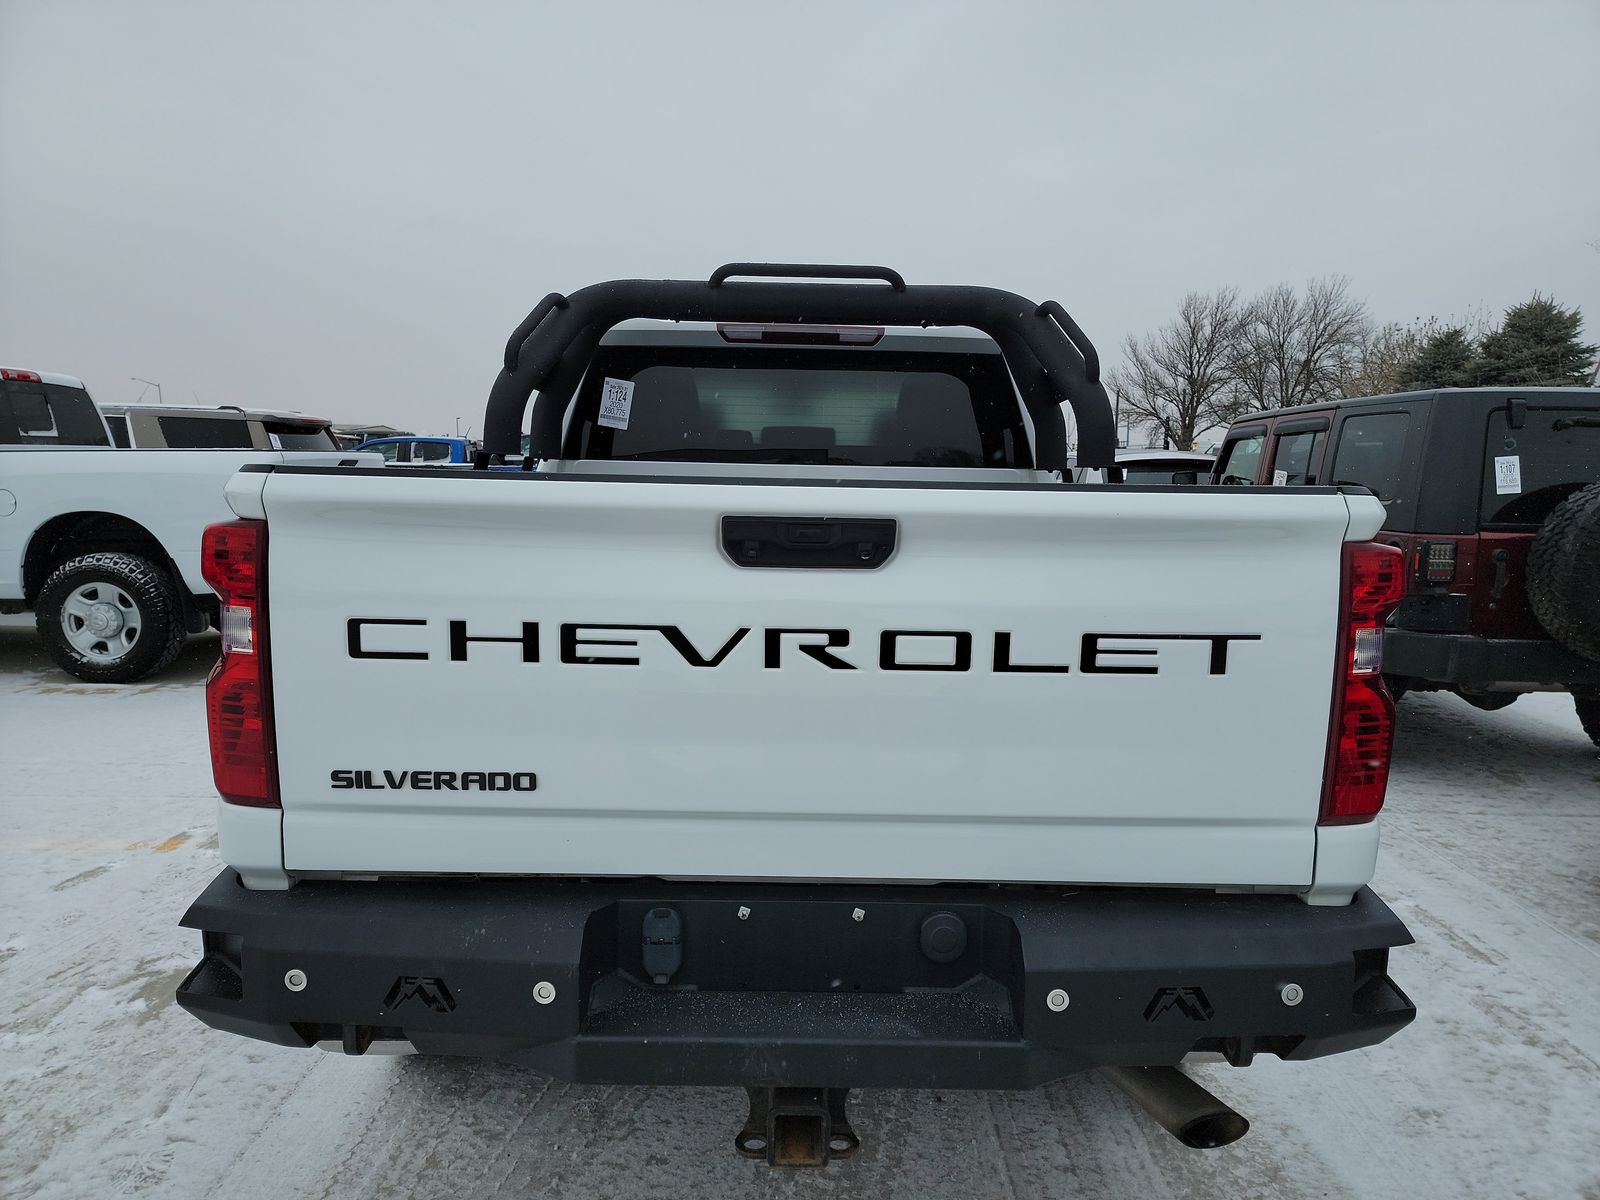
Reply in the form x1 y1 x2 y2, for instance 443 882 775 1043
1213 388 1600 745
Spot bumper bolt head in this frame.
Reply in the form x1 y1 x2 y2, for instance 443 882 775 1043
851 907 865 922
1046 988 1070 1012
737 905 751 920
1280 982 1304 1007
533 980 556 1005
283 969 307 992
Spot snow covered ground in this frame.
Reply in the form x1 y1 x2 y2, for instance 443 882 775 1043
2 612 1597 1199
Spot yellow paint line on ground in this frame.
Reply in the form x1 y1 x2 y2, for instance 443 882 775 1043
122 833 193 853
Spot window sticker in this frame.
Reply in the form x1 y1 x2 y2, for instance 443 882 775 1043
598 377 635 430
1271 469 1288 486
1493 455 1522 495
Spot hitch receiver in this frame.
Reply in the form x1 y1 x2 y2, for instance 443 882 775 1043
736 1087 859 1167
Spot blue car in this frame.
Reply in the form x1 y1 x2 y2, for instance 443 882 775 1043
352 435 478 465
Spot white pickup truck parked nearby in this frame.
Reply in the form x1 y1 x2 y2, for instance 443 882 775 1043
1 367 113 447
176 265 1415 1163
0 442 378 681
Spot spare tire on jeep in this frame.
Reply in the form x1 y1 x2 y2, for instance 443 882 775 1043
1527 482 1600 663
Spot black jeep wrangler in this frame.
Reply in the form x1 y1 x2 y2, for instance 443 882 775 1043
1213 388 1600 745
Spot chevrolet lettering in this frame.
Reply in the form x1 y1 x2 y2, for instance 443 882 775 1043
345 618 1264 675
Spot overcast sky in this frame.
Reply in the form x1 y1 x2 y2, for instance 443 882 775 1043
3 1 1597 434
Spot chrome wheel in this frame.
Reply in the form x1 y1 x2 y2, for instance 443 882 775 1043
60 581 143 661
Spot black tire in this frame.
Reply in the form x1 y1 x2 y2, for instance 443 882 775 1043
35 551 188 683
1575 690 1600 749
1527 483 1600 662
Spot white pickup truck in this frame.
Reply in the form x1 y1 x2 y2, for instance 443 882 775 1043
176 265 1414 1162
1 440 377 681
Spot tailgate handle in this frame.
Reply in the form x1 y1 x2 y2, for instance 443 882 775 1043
722 516 897 569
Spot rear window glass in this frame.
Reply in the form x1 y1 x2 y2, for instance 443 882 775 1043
1216 435 1263 484
105 414 130 447
1480 407 1600 525
9 388 57 436
1330 412 1411 502
1 383 110 446
157 415 255 448
265 422 336 450
568 346 1030 468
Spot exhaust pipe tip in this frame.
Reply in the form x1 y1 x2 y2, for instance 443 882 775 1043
1175 1110 1250 1150
1101 1065 1250 1150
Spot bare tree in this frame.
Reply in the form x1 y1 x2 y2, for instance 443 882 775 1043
1343 317 1445 397
1343 321 1412 398
1109 288 1240 451
1225 277 1370 415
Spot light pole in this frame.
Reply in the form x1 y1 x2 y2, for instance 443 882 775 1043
131 377 164 405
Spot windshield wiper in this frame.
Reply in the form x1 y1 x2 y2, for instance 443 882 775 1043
1552 417 1600 431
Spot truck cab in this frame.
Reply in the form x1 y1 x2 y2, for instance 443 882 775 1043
0 368 113 447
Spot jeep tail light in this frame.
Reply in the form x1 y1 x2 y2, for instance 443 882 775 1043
1416 540 1456 585
202 520 278 807
1321 541 1405 825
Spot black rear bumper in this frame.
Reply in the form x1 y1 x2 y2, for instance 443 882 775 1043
177 871 1414 1089
1386 629 1600 689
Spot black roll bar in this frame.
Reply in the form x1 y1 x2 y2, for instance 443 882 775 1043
708 262 908 291
482 263 1116 469
502 293 568 374
1036 299 1101 385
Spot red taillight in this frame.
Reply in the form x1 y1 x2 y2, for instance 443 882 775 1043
202 520 277 807
1321 542 1405 825
716 323 885 346
203 522 262 604
2 368 43 382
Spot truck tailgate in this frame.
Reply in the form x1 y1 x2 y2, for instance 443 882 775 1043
255 470 1364 887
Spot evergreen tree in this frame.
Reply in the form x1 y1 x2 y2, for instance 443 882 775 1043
1398 327 1476 389
1473 295 1597 386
